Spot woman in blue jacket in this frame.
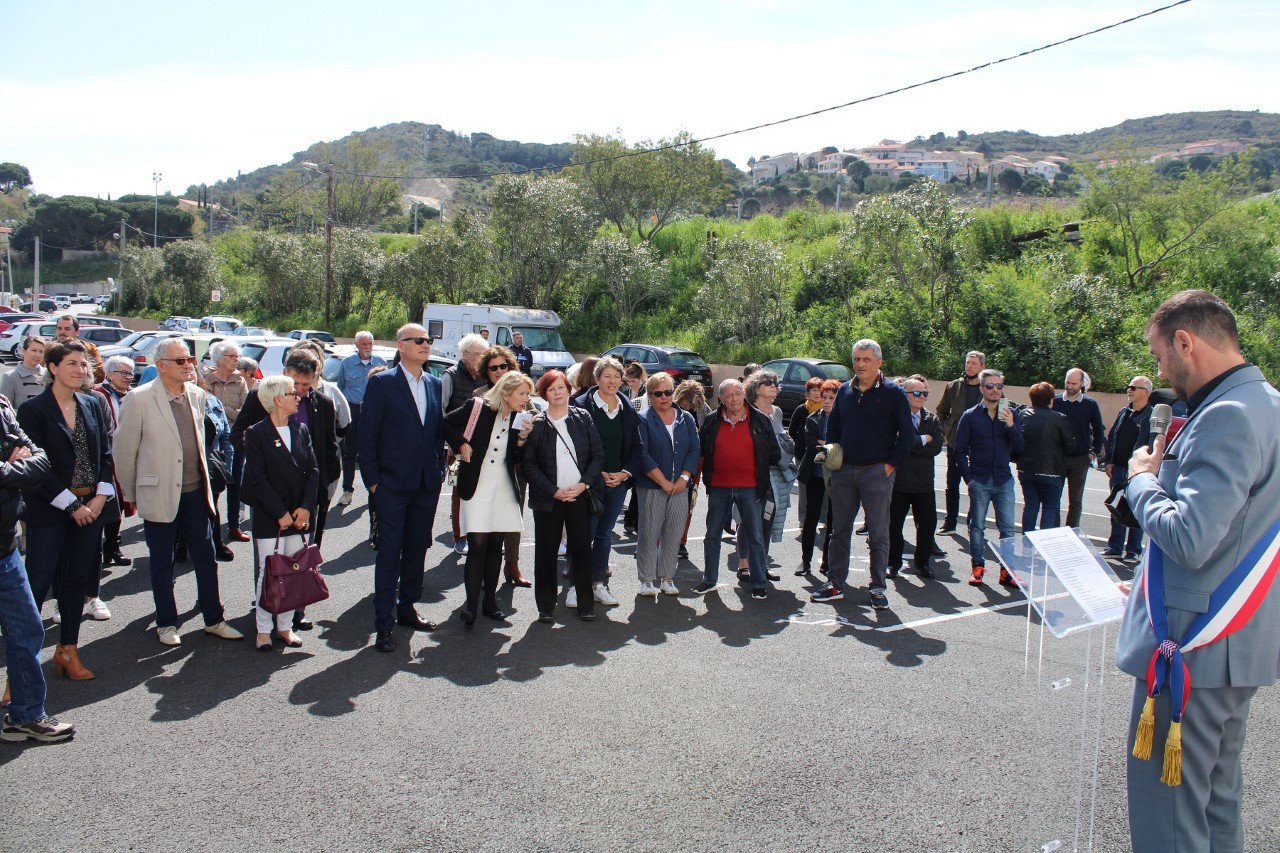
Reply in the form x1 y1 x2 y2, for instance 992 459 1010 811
634 372 700 596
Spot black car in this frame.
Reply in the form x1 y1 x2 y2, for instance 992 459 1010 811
601 344 714 395
78 326 133 346
760 358 851 419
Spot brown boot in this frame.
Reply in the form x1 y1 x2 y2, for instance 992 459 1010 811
504 564 532 588
52 644 95 681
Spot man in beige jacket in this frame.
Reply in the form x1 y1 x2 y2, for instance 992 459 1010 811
115 338 242 646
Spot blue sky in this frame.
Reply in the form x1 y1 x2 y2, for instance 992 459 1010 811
4 0 1276 199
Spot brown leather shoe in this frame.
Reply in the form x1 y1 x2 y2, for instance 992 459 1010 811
504 565 532 588
52 644 95 681
228 529 251 542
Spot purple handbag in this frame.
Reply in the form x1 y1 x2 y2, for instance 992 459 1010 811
259 535 329 614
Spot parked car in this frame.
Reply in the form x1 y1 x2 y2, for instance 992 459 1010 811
599 343 714 395
128 331 186 379
18 299 56 313
0 313 46 334
94 294 113 306
158 316 195 331
237 340 306 378
52 296 72 310
72 293 93 304
78 326 133 347
198 315 243 333
95 330 155 362
76 316 123 328
759 358 852 419
286 329 336 346
0 320 60 360
321 344 421 384
232 325 276 338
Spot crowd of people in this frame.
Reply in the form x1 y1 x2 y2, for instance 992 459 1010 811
0 313 1189 744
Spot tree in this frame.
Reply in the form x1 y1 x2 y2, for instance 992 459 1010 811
569 131 731 241
488 175 598 309
696 235 787 342
331 229 386 321
0 162 32 194
1019 173 1050 196
381 210 492 323
581 234 667 324
250 232 325 318
13 196 125 256
161 241 220 314
845 158 870 192
997 169 1023 196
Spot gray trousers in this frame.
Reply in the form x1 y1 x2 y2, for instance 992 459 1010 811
1126 680 1256 853
635 487 689 584
826 464 895 592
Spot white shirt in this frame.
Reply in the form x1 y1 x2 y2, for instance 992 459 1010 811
403 367 427 423
548 414 581 490
276 424 292 452
592 390 623 419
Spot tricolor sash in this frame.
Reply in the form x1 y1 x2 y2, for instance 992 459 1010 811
1132 513 1280 784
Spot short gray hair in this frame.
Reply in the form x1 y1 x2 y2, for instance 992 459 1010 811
594 355 625 380
852 338 882 360
257 375 294 412
966 350 986 366
105 355 134 375
743 369 780 404
457 333 488 357
718 377 744 395
155 338 189 361
354 330 374 344
209 340 239 362
978 368 1004 384
237 356 258 373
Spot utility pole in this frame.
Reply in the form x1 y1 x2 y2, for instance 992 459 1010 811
152 171 163 247
324 162 334 328
119 219 127 308
33 236 40 295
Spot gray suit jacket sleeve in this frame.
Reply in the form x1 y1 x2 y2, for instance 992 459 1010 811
1116 366 1280 688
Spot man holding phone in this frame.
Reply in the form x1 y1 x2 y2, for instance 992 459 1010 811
953 368 1023 586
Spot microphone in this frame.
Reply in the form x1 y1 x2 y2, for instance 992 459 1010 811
1149 403 1172 451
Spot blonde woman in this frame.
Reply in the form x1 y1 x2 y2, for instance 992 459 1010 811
444 370 534 627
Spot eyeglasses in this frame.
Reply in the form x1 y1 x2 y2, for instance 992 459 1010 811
1125 385 1150 392
487 364 510 373
983 383 1004 390
908 390 929 398
112 370 135 379
163 356 197 366
650 388 674 398
285 390 306 398
759 379 778 387
398 336 432 345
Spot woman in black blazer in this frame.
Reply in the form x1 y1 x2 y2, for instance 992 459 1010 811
521 370 605 623
243 375 318 651
443 370 534 627
17 340 115 681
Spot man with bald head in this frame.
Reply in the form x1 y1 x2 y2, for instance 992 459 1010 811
1103 375 1153 563
1051 366 1105 528
357 324 448 652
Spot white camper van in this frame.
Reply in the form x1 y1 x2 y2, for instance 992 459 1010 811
423 303 574 378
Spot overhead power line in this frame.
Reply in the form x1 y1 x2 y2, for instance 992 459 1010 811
332 0 1194 183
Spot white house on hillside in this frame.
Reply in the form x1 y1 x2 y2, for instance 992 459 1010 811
752 153 801 183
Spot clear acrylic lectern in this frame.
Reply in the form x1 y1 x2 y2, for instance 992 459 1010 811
992 527 1125 853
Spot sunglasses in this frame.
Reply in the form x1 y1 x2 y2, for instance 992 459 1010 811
983 383 1004 390
164 356 197 366
908 390 929 398
759 379 778 387
487 363 511 373
650 388 674 398
1125 385 1149 392
398 336 432 345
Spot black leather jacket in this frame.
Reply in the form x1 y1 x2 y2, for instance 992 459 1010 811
0 396 51 556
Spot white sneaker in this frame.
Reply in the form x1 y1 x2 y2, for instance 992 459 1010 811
203 621 244 640
84 597 111 621
157 626 181 646
638 582 659 597
659 579 679 596
339 490 353 507
566 587 578 608
593 584 619 606
557 540 567 557
50 606 61 625
454 539 469 555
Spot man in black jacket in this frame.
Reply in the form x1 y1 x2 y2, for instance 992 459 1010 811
1050 367 1105 528
935 351 985 532
0 396 76 743
694 379 780 599
888 376 945 579
1103 375 1153 562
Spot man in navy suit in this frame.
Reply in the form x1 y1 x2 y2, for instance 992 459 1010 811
358 324 448 652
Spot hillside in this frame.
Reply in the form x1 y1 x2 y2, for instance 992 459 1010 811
931 110 1279 159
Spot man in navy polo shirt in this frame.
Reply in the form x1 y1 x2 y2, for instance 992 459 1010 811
954 368 1024 586
810 339 914 611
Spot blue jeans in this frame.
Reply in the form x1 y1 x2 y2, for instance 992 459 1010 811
145 489 225 629
589 481 629 585
0 547 47 724
1018 471 1064 533
967 476 1016 566
703 487 767 588
1107 471 1145 556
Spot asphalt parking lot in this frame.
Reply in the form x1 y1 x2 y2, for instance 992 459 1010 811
0 403 1276 851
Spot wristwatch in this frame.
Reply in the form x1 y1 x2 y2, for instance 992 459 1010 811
67 499 85 514
680 473 691 482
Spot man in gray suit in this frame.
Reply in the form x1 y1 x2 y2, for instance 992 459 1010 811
1118 289 1280 853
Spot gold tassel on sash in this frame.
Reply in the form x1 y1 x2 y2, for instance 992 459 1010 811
1132 696 1156 760
1161 721 1183 786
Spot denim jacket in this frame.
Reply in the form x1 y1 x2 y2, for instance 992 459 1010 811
637 406 700 489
